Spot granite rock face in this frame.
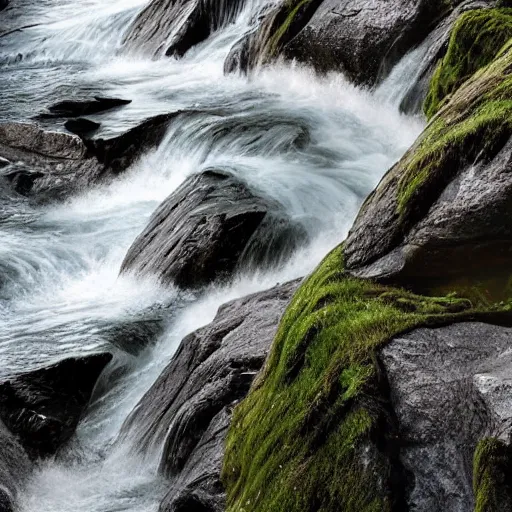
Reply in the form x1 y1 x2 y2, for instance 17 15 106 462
381 322 512 511
120 170 307 289
120 280 300 512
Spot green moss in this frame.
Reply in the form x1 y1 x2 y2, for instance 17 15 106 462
266 0 313 57
474 438 512 511
222 245 511 512
396 39 512 216
424 9 512 119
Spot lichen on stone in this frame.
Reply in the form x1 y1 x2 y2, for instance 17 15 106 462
222 244 511 512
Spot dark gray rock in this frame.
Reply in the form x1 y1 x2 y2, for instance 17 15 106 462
120 169 307 289
0 0 8 12
345 131 512 287
0 115 178 203
0 420 30 512
64 118 101 137
398 0 494 114
120 280 300 512
282 0 467 85
380 322 512 511
122 0 246 58
226 0 484 85
40 97 131 119
0 353 112 458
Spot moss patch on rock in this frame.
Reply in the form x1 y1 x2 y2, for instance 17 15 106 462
424 9 512 119
222 245 512 512
474 438 512 512
395 37 512 217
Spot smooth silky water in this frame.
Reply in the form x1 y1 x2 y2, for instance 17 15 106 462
0 1 424 510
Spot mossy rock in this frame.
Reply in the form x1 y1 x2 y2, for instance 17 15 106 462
222 245 512 512
344 29 512 279
424 8 512 119
474 438 512 512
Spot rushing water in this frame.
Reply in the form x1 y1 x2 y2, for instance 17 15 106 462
0 1 424 510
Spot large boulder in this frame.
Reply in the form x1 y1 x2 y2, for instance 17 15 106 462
222 245 512 512
344 20 512 288
119 280 299 512
225 0 486 86
0 421 31 512
120 169 307 289
381 322 512 511
0 353 112 458
122 0 246 58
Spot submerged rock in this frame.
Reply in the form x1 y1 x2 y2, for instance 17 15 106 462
122 0 246 58
120 169 307 289
120 280 299 512
64 118 101 137
0 353 112 458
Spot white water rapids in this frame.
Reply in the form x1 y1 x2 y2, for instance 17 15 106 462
0 1 424 510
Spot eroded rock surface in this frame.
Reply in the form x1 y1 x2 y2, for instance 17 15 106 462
120 280 299 512
0 114 178 203
381 322 512 511
120 169 307 289
122 0 246 58
0 353 112 458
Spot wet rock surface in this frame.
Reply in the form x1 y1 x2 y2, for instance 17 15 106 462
0 114 178 203
120 169 307 289
345 136 512 286
381 322 512 511
122 0 246 58
283 0 465 85
39 97 132 119
120 280 299 512
0 353 112 458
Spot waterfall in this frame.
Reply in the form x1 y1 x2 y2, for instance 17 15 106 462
0 1 424 510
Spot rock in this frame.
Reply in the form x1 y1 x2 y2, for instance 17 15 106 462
99 308 170 355
0 353 112 458
0 0 8 12
40 97 132 119
119 280 300 512
0 122 87 160
0 114 178 202
345 35 512 288
0 420 31 512
398 0 493 114
0 157 9 168
120 169 307 289
64 118 101 137
226 0 477 85
122 0 246 58
87 112 178 173
380 322 512 511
